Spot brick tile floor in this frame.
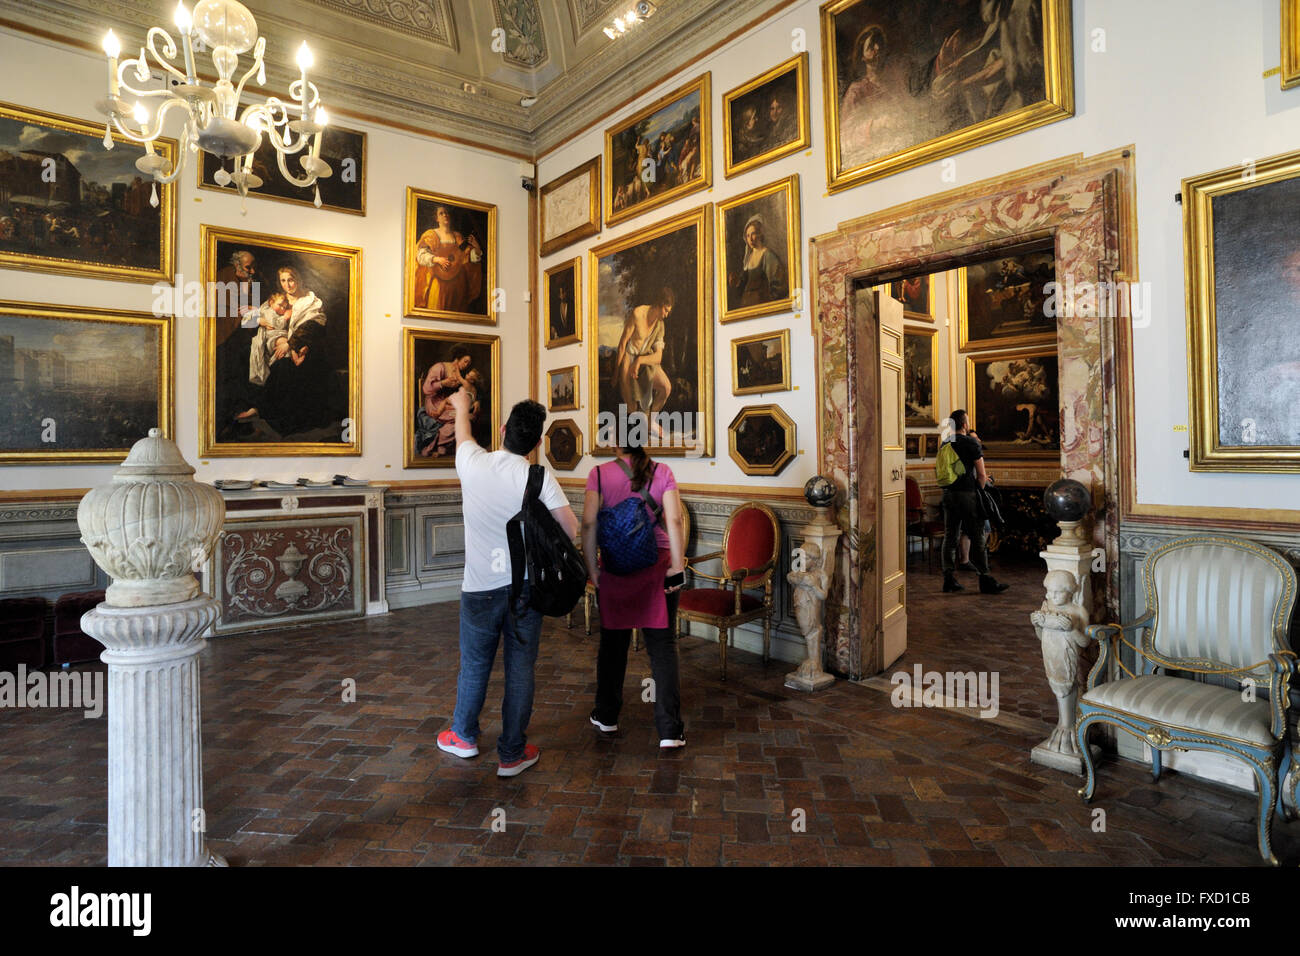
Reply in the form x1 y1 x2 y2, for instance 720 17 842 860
1 587 1296 866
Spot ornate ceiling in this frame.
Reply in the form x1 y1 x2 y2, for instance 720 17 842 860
3 0 796 157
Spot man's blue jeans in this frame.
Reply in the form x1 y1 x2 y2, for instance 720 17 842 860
450 584 543 762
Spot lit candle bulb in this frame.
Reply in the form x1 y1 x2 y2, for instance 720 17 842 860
295 42 313 118
312 106 327 159
133 102 155 155
174 2 196 81
102 30 121 97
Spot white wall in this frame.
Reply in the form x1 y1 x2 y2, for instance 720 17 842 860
0 27 532 492
539 0 1300 510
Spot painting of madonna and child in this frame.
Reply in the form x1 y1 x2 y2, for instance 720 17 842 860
589 206 714 457
403 329 499 468
201 227 360 457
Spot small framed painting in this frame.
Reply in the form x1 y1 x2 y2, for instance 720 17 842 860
723 52 811 179
890 274 933 320
540 156 600 257
958 247 1057 351
199 125 366 215
548 365 580 412
903 328 938 427
403 328 500 468
732 328 791 395
403 187 496 323
545 257 581 349
716 175 801 323
924 433 940 458
965 347 1060 460
905 434 921 459
728 404 796 476
545 418 583 471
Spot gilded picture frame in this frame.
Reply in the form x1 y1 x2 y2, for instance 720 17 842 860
0 299 173 464
403 187 497 324
716 174 801 323
889 273 935 321
905 434 921 459
539 156 600 257
548 364 580 412
1183 148 1300 472
958 246 1057 351
0 100 176 283
924 433 940 458
965 346 1060 461
1283 0 1300 89
732 328 791 395
544 256 581 349
545 418 583 471
820 0 1074 193
728 404 796 476
198 124 367 216
403 327 500 468
605 74 711 227
723 52 812 179
904 327 938 427
588 204 714 457
199 225 362 458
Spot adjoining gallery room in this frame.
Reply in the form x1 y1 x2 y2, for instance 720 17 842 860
4 0 1300 898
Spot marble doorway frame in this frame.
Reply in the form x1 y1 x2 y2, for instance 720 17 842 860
811 148 1138 680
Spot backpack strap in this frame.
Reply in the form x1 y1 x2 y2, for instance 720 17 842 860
614 458 662 524
506 465 545 619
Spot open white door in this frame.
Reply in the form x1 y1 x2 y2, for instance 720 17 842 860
877 289 907 670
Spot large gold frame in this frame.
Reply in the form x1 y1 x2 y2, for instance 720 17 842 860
716 174 802 324
0 299 173 464
402 327 501 469
547 364 580 412
403 187 498 323
731 328 791 395
587 204 714 457
199 225 362 458
904 326 938 427
819 0 1074 194
965 345 1060 461
543 256 582 349
728 404 796 476
722 52 812 179
539 156 600 257
1183 148 1300 472
957 262 1057 352
196 125 367 216
604 74 712 227
1284 0 1300 89
0 101 177 283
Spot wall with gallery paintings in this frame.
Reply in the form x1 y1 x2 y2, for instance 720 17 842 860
0 26 533 493
536 0 1300 520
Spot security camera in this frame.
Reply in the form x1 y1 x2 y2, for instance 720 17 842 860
635 1 656 17
521 177 536 192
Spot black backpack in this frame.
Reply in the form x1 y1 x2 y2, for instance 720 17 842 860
506 465 588 623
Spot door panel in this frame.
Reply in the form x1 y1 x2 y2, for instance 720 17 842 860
878 291 907 670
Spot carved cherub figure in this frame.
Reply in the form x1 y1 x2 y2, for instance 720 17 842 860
789 541 830 681
1030 569 1091 754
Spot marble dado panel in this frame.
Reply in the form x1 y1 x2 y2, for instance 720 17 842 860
0 501 107 604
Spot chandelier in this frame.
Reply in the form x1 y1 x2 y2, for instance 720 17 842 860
97 0 332 210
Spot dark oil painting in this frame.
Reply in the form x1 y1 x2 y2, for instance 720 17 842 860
963 246 1056 349
409 334 495 465
968 350 1059 458
199 125 366 214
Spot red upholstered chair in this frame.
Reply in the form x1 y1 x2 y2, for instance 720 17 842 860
52 590 106 667
905 477 944 568
677 502 780 681
0 597 48 670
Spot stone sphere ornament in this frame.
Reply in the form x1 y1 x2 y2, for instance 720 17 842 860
803 475 836 509
1043 478 1091 523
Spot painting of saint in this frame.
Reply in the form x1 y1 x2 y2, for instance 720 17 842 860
890 274 931 318
966 348 1059 459
404 188 496 322
404 330 498 468
960 246 1056 350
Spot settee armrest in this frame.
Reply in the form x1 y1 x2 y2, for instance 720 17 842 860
1083 609 1154 690
1267 652 1297 740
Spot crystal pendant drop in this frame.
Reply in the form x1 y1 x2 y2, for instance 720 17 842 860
149 183 159 208
103 124 114 149
313 185 322 208
214 167 231 187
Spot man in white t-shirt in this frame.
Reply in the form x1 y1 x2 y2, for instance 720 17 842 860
437 389 579 777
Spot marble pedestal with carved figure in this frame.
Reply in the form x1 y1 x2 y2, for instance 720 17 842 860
785 486 840 692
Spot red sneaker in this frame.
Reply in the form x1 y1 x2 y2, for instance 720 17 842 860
437 729 478 758
497 744 540 777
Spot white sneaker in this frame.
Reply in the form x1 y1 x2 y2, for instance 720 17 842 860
659 736 686 749
590 716 618 732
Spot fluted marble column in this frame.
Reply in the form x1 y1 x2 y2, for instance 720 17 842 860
78 429 225 866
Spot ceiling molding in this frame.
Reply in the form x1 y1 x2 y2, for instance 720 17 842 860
490 0 548 69
307 0 457 48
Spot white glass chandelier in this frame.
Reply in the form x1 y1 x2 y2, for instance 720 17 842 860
97 0 332 209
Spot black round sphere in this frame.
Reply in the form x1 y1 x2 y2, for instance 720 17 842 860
804 475 836 508
1044 478 1091 522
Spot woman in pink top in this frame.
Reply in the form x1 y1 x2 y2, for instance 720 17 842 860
581 421 687 748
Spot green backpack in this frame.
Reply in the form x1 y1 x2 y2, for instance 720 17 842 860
934 440 966 488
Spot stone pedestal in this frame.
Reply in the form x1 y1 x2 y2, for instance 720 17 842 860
785 504 840 692
1039 518 1093 619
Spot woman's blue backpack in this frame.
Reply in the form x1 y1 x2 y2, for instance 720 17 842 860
596 460 663 576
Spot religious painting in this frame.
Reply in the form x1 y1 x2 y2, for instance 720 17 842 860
403 187 496 323
605 74 711 227
723 52 811 178
199 124 366 215
924 433 940 457
403 328 499 468
0 300 172 464
200 226 361 457
588 204 714 457
728 404 795 476
889 273 933 320
1183 148 1300 471
0 101 176 282
905 434 921 459
820 0 1074 192
965 347 1059 460
548 365 579 412
545 418 583 471
732 328 791 395
903 328 938 426
716 175 801 323
1284 0 1300 89
540 156 600 257
959 246 1057 350
545 257 581 348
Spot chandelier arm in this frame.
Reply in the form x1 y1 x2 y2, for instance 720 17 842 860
232 38 267 105
106 96 188 145
253 99 308 154
144 27 188 84
273 147 316 189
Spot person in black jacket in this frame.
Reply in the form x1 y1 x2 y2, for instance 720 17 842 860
941 409 1009 595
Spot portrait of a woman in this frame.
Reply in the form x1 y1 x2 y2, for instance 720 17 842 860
413 204 484 315
726 215 787 311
